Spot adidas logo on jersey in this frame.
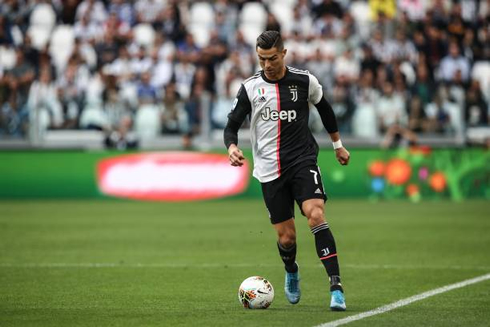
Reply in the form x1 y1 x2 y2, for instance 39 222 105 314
315 188 323 194
261 107 297 122
258 96 267 103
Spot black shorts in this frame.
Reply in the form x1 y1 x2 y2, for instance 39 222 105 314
261 161 327 224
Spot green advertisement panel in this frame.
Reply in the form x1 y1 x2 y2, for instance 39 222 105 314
0 148 488 201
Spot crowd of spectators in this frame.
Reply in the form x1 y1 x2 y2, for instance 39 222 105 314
0 0 489 148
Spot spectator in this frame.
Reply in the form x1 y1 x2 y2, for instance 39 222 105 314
370 29 396 63
360 44 381 77
137 71 157 104
108 0 135 27
130 46 152 76
412 63 435 107
59 0 79 25
407 96 429 133
377 81 408 133
265 12 281 33
73 10 103 43
333 47 360 84
57 56 90 128
352 70 380 138
446 3 467 43
134 0 165 25
0 48 35 136
0 14 13 45
27 68 64 134
161 81 187 134
312 0 344 20
464 82 488 127
75 0 107 27
398 0 426 21
95 32 120 69
439 41 470 83
329 77 355 133
173 55 196 100
424 88 456 134
423 25 447 73
392 29 417 63
103 86 137 149
156 2 185 43
306 48 333 92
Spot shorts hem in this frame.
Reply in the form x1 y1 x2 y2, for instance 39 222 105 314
296 194 327 216
270 216 295 225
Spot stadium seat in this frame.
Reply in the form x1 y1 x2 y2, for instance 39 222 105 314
0 46 17 70
10 25 23 46
270 3 294 34
49 25 75 72
79 101 109 129
134 104 161 140
188 24 210 47
189 2 215 27
240 2 267 26
27 26 51 50
239 25 264 47
239 2 267 46
133 24 156 48
29 3 56 30
349 1 371 40
351 103 379 138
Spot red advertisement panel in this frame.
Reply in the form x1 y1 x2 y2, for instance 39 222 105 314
97 152 250 201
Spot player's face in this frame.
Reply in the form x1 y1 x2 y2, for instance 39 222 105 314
257 46 287 81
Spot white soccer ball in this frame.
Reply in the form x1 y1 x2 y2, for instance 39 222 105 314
238 276 274 309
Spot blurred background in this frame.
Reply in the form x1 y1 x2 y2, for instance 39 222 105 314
0 0 489 149
0 0 489 201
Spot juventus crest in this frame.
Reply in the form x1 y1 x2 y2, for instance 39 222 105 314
289 85 298 102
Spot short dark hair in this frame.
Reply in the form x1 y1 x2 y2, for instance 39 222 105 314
256 30 283 50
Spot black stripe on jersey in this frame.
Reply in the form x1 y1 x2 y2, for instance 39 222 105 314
287 66 309 75
243 72 261 85
275 70 319 174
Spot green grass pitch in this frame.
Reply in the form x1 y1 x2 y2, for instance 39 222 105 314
1 199 489 326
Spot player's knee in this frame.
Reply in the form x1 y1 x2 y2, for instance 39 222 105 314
306 206 325 228
278 230 296 247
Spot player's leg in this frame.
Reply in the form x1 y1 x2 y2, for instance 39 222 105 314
302 199 346 310
293 164 346 310
273 218 298 273
261 178 300 304
274 218 301 304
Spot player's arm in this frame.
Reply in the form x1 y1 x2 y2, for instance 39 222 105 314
314 97 350 166
308 72 350 166
223 85 251 167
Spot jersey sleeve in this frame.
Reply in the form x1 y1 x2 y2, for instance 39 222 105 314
308 73 323 105
227 84 252 124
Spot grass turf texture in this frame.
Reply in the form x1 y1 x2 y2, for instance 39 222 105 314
0 199 489 327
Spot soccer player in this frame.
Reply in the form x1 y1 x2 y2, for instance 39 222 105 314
224 31 350 311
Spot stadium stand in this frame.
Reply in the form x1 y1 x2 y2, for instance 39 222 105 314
0 0 488 149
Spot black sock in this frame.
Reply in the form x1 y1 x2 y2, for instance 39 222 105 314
277 242 298 273
311 222 343 292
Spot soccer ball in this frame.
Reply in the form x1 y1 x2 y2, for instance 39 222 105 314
238 276 274 309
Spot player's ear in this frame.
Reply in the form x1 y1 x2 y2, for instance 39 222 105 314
282 48 287 58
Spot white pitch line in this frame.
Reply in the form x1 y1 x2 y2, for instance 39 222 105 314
316 273 490 327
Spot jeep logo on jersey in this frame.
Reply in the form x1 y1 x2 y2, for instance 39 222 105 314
289 85 298 102
261 107 297 122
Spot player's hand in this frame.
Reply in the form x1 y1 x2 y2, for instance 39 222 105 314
228 144 245 167
335 147 350 166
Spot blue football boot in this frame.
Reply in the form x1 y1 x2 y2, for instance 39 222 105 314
330 290 346 311
284 266 301 304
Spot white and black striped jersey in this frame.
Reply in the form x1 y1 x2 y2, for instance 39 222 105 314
228 66 324 183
